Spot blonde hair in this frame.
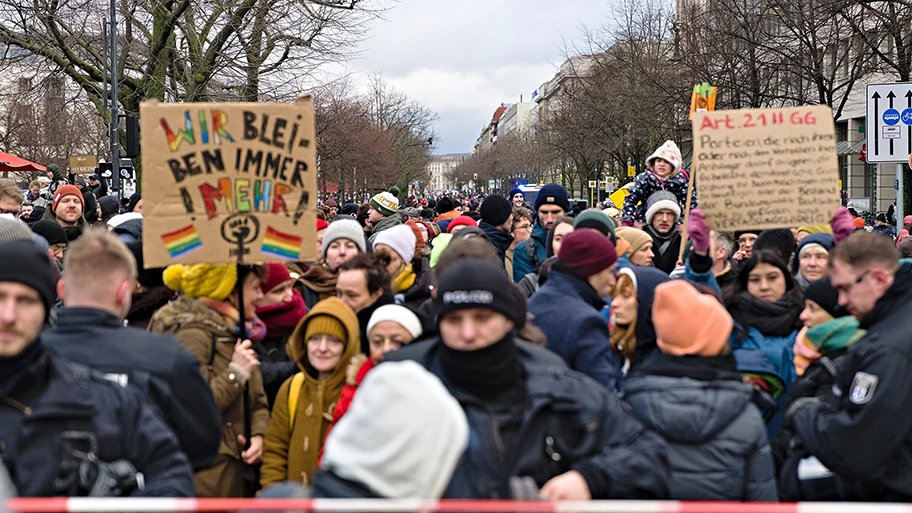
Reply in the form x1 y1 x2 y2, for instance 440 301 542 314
64 227 137 298
0 178 23 204
610 272 638 361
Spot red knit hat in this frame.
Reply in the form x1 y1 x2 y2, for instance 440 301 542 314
853 217 864 229
52 185 84 213
261 263 293 294
446 216 477 234
557 229 617 278
316 218 329 231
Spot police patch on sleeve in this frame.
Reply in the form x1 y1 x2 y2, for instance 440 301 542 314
849 372 879 405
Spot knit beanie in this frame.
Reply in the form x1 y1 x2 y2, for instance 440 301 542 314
793 232 834 271
533 183 570 214
646 140 683 174
574 209 616 242
645 190 681 225
316 218 329 232
508 188 523 200
616 226 652 256
436 197 458 215
52 185 84 213
754 228 796 267
0 241 56 319
435 258 517 325
370 191 399 217
653 280 732 357
162 263 237 300
0 216 37 243
374 224 416 263
480 195 512 226
446 216 477 234
367 304 424 340
853 217 865 229
127 192 142 213
261 263 293 294
322 218 367 259
796 225 833 236
404 219 426 248
305 314 347 342
557 229 618 278
803 277 844 319
30 219 68 246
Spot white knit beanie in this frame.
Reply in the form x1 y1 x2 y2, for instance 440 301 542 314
373 224 416 262
367 304 424 340
322 218 367 259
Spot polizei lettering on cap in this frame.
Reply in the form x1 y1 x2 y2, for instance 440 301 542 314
442 290 494 305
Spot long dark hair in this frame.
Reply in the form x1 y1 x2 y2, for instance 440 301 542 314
724 249 804 337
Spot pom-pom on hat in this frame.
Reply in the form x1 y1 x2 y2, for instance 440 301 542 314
163 264 237 300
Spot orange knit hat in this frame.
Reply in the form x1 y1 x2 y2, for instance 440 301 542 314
853 217 865 229
653 280 732 357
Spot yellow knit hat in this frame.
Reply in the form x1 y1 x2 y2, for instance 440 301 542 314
162 264 237 300
304 314 347 342
796 225 833 236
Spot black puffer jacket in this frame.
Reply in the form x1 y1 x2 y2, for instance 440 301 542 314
624 354 778 501
0 344 195 496
43 307 220 472
386 337 671 499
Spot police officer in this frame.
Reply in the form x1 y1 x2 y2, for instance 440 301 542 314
788 232 912 500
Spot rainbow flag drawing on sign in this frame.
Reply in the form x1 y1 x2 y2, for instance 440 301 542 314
261 227 302 260
161 225 203 259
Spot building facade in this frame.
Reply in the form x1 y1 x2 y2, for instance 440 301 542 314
426 153 469 191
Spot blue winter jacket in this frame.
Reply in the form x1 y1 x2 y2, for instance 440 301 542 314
731 326 797 439
512 222 548 283
528 270 621 391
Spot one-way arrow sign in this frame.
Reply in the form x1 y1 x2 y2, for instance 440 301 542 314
866 82 912 163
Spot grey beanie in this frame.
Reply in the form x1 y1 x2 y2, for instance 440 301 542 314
0 216 36 243
645 190 682 225
322 218 367 259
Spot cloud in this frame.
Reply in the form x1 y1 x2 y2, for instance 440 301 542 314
345 0 617 153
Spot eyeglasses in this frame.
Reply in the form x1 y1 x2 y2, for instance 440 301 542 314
834 269 873 294
855 269 872 285
515 224 532 232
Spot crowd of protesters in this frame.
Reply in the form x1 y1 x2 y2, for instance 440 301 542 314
2 139 912 504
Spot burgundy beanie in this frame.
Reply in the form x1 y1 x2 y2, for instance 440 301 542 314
261 262 293 293
557 229 618 278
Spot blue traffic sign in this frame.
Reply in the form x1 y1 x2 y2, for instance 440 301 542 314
884 108 901 126
903 109 912 125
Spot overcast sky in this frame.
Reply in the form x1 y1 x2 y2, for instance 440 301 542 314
347 0 617 155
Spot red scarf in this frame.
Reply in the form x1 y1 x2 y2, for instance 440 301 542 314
255 289 308 338
198 297 268 343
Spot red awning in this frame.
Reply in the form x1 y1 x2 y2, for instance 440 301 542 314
0 151 46 172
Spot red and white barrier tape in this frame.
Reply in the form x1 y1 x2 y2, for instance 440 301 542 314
6 499 912 513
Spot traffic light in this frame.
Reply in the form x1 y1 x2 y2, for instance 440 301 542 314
125 113 140 157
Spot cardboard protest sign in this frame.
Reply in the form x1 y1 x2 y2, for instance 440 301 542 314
69 155 98 174
691 105 840 232
140 97 317 268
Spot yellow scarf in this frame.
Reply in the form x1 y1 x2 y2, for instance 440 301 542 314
392 264 417 294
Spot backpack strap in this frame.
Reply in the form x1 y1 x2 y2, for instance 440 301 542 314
287 372 305 431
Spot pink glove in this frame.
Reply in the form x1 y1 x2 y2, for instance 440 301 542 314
687 209 710 253
831 207 853 244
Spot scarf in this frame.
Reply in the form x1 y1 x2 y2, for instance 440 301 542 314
300 262 338 295
256 289 308 338
438 333 522 401
198 297 268 343
392 264 417 294
733 290 802 338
